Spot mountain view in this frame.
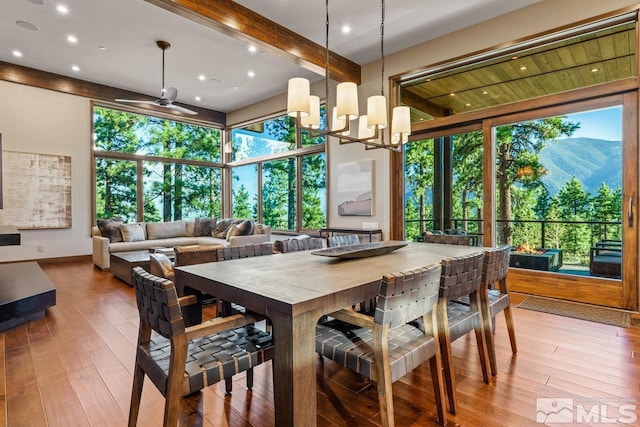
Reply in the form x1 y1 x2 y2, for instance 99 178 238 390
539 137 622 195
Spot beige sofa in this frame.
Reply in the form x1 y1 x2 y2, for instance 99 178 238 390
92 219 271 270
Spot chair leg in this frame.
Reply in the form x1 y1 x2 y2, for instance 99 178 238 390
225 377 233 395
503 305 518 355
437 301 457 415
429 352 447 426
246 368 254 390
471 292 490 384
128 363 145 427
372 325 394 427
484 315 498 376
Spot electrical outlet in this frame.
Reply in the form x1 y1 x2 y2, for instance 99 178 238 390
37 245 44 253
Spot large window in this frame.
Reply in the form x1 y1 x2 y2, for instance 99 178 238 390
93 106 223 222
230 110 326 231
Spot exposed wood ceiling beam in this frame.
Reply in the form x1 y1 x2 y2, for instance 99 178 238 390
400 88 450 118
144 0 361 85
0 62 226 125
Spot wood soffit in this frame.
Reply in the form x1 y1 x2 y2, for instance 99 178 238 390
144 0 361 85
0 61 226 126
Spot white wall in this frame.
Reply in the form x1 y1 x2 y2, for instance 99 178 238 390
228 0 639 238
0 80 92 262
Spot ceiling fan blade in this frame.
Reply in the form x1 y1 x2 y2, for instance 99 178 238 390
167 103 198 115
162 87 178 101
115 99 158 105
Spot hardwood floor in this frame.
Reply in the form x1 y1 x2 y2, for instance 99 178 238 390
1 258 639 426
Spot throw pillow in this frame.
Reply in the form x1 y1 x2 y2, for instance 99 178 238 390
147 221 187 240
97 218 124 243
193 217 217 237
212 218 242 238
120 223 146 242
226 220 255 239
253 223 264 235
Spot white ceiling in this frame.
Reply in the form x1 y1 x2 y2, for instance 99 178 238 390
1 0 540 114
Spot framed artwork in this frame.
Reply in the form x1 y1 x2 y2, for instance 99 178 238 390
0 150 71 229
337 160 373 216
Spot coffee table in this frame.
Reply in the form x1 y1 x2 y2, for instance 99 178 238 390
110 249 174 285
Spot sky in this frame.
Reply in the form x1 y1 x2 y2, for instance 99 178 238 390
562 106 622 142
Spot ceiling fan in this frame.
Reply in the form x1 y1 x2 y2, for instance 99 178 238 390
116 40 197 115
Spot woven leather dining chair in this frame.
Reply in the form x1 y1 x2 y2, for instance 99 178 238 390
423 233 473 246
278 237 323 253
316 264 447 427
480 245 517 375
436 252 490 414
213 243 274 317
326 234 360 247
128 267 274 427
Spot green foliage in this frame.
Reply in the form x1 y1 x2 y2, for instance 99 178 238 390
93 107 222 222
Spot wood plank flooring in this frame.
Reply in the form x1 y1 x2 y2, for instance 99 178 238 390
1 258 639 426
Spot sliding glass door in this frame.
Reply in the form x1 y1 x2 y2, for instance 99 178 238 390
491 95 637 310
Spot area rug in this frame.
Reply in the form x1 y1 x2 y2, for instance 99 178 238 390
517 297 631 327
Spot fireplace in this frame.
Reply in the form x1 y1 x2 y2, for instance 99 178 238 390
509 248 563 272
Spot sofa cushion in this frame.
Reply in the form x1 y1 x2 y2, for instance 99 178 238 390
147 221 187 240
121 223 146 242
97 218 124 243
254 223 265 235
193 217 217 237
212 218 243 238
226 220 254 239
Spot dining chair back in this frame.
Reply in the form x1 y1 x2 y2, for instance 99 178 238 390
423 233 472 246
213 242 273 317
278 237 323 253
316 264 447 426
436 252 489 414
327 234 360 247
480 245 516 375
128 267 273 427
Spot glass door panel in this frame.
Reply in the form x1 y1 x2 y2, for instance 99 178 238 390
495 107 622 278
404 128 483 244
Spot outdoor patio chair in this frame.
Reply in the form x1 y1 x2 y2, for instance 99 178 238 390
316 264 447 427
128 267 273 427
589 240 622 278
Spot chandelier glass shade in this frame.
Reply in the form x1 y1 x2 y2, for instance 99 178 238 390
286 0 411 150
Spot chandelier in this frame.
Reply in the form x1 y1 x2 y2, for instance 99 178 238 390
286 0 411 151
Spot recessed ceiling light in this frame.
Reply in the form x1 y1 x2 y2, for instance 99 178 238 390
16 21 39 31
247 71 255 78
198 74 206 81
341 25 351 34
67 34 78 44
426 78 432 82
465 103 471 107
591 68 599 73
12 50 23 58
195 96 201 101
98 46 107 51
449 93 455 97
482 90 488 95
56 4 69 14
233 86 238 90
511 56 518 60
71 65 80 72
248 45 258 53
520 66 527 71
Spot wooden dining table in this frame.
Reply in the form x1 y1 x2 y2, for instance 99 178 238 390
175 241 484 427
